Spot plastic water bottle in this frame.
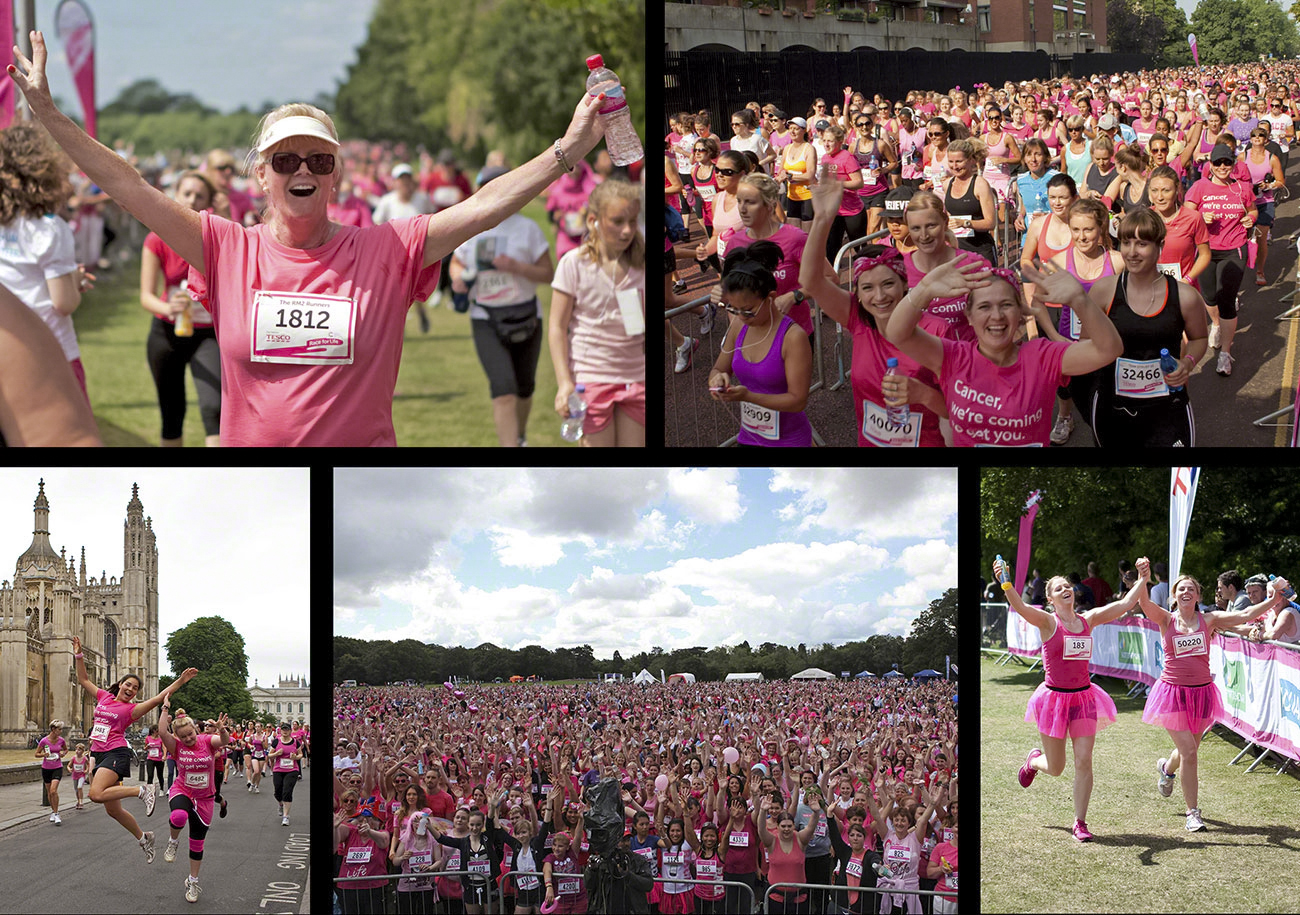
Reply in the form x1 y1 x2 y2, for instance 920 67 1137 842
884 358 910 427
1268 574 1296 600
174 279 194 337
561 384 588 442
995 554 1010 585
868 150 880 179
586 55 643 166
1159 348 1183 393
1035 190 1047 214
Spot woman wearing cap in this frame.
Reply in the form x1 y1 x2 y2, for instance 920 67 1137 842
8 31 605 446
139 169 222 447
1186 142 1256 376
800 178 947 447
1240 126 1284 286
778 118 817 231
884 255 1122 446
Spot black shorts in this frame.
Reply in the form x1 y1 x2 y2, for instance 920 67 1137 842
92 746 132 781
1091 391 1196 447
471 304 544 400
42 767 63 784
664 246 677 277
785 196 814 221
859 188 888 210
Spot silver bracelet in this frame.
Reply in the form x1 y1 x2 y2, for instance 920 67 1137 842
554 139 575 174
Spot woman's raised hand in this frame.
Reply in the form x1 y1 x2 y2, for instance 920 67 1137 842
918 257 991 301
8 31 54 113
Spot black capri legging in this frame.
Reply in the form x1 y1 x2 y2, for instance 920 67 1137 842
825 210 868 266
169 794 210 854
273 770 299 803
146 759 166 791
470 302 544 400
1200 245 1246 320
146 316 221 439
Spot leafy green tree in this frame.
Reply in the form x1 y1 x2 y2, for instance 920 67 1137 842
1189 0 1300 63
161 617 258 722
902 588 957 673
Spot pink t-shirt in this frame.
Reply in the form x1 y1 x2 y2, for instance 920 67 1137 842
848 305 946 448
546 165 599 258
1186 178 1256 251
272 737 300 772
144 231 214 327
146 736 164 760
820 149 865 215
327 196 375 229
904 249 983 341
171 732 218 800
551 247 645 386
189 211 439 446
720 223 814 337
939 336 1071 446
37 735 67 769
930 841 958 902
90 688 135 753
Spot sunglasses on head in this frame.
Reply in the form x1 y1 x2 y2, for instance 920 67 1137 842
270 152 335 175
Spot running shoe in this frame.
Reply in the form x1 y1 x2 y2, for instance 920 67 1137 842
141 831 156 864
1186 808 1206 831
1216 352 1234 376
75 804 83 810
673 279 687 295
186 877 201 903
219 799 227 819
254 785 260 793
49 813 55 822
418 307 430 334
1256 272 1267 286
1050 412 1074 445
1157 758 1175 798
282 815 290 826
164 838 179 863
143 784 156 817
700 303 715 336
247 782 253 792
1073 820 1094 842
1209 322 1221 349
52 813 61 825
674 337 698 374
1019 749 1043 788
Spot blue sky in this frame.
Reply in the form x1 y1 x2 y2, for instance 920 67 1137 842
27 0 377 114
334 468 958 656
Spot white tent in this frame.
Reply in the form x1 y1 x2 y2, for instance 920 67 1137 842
632 668 656 685
667 672 696 684
725 672 763 681
791 667 837 680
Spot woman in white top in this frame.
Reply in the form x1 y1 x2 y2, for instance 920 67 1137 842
729 109 775 174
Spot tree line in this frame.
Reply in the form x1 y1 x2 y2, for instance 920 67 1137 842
1106 0 1300 67
334 589 957 685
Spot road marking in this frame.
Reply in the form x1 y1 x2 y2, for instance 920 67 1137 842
1279 264 1300 447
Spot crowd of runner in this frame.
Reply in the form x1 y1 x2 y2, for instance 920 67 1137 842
666 61 1300 447
333 677 957 914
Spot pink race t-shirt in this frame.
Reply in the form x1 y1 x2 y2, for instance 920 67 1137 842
551 247 645 386
939 336 1071 446
37 735 67 769
1157 207 1209 285
720 223 814 337
1185 179 1256 251
146 736 164 761
904 249 984 341
189 210 439 446
820 149 865 215
90 688 134 753
144 232 214 328
848 305 946 448
171 732 218 800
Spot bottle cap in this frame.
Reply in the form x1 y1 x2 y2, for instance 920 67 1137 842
576 383 586 392
586 55 604 70
886 357 899 368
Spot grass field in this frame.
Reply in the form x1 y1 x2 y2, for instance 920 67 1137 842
981 655 1300 913
75 199 574 447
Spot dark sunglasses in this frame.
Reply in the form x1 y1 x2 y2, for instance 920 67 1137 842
270 152 335 175
1150 146 1169 153
715 167 741 177
1068 126 1083 131
693 146 708 152
1212 159 1235 166
215 164 236 173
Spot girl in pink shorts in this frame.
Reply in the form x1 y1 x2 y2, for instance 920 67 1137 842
549 179 645 447
996 556 1149 841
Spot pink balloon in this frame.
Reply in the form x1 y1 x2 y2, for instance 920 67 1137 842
655 774 669 792
454 690 465 699
469 704 479 712
723 747 739 765
444 682 454 692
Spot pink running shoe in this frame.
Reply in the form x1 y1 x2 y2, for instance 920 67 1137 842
1073 820 1093 842
1019 749 1043 788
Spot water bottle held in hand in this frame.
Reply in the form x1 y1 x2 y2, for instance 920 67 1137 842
586 55 643 166
1159 348 1183 392
561 384 588 443
884 358 910 427
995 554 1010 585
1268 574 1296 600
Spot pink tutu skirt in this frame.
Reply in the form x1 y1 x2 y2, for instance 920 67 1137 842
1025 682 1118 739
1141 679 1225 733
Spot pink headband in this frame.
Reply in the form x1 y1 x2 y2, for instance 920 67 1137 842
852 248 907 284
986 266 1023 296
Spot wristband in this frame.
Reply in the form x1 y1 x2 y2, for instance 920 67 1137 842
1001 581 1014 591
74 653 84 659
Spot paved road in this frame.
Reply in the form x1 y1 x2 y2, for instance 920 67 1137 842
0 767 310 913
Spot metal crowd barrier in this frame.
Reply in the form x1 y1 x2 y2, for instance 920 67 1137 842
334 868 494 914
828 228 891 392
764 879 948 913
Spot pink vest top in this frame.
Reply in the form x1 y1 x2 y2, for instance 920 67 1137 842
1160 611 1213 684
1042 614 1094 690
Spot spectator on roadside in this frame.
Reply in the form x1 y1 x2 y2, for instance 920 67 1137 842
1216 569 1250 613
1150 562 1170 610
1082 561 1113 605
1068 571 1095 611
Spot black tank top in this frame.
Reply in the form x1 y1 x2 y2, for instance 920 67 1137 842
943 176 996 251
1085 164 1115 199
1119 178 1151 213
1098 271 1187 405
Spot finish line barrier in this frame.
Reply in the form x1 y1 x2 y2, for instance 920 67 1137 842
764 880 948 913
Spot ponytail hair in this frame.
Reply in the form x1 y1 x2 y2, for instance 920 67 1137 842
720 240 780 300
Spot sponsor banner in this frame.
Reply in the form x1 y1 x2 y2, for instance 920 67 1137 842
55 0 95 139
1212 635 1300 763
1089 617 1163 685
1006 607 1043 658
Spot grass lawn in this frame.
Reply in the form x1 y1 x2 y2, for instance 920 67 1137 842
75 199 575 447
981 655 1300 913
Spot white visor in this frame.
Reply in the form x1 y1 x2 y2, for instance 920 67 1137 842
257 116 340 153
